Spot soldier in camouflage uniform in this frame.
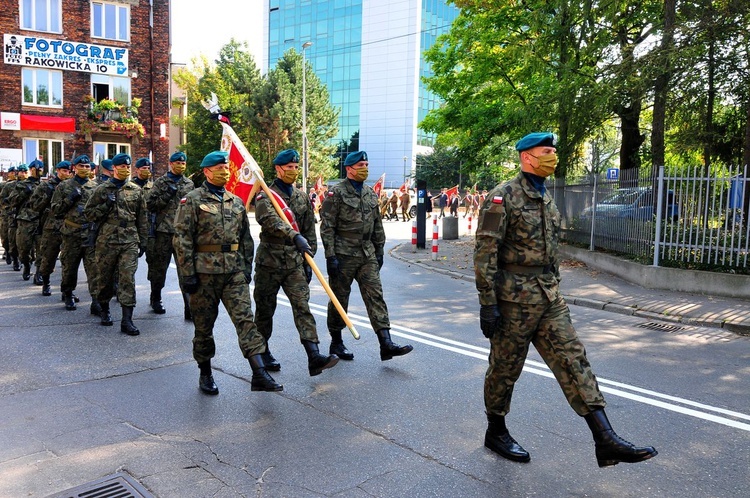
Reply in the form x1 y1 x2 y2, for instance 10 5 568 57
31 160 73 296
146 152 194 317
84 153 148 336
10 160 44 280
52 155 101 311
97 159 114 184
320 150 413 361
0 166 18 265
173 151 281 395
475 132 657 467
4 164 25 271
254 149 339 376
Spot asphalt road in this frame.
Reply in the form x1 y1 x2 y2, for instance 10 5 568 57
1 219 748 497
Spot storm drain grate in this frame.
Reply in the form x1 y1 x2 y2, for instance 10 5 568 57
46 472 154 498
637 321 686 332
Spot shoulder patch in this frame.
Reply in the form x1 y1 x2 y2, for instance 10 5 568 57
327 191 334 197
492 196 503 204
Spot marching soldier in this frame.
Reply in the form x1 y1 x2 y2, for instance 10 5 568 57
0 166 18 265
10 160 44 280
31 160 73 296
51 155 100 311
475 132 657 466
97 159 114 184
173 151 281 395
320 150 413 361
253 149 339 376
84 153 148 336
146 151 194 317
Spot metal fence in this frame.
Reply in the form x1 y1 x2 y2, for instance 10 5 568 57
550 165 750 270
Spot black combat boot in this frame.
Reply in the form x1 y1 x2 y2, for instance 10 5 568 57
120 306 140 336
33 270 43 285
484 413 530 463
261 348 281 371
150 285 166 314
375 329 413 361
329 329 354 361
12 256 20 271
62 292 80 303
198 361 219 395
584 409 657 467
302 340 339 376
248 354 283 392
41 275 52 296
4 252 10 265
22 262 30 279
100 301 113 326
183 293 192 321
90 299 102 315
63 291 77 311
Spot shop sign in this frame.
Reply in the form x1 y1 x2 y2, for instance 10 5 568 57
1 112 21 131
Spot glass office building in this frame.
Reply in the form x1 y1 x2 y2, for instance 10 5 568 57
263 0 458 183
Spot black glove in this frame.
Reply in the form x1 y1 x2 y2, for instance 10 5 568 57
244 271 252 284
376 254 384 269
106 192 116 205
293 234 313 256
138 246 146 257
326 256 340 280
303 264 312 284
479 304 502 339
68 188 82 203
182 275 199 294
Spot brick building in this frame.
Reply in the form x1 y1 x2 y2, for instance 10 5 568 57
0 0 171 175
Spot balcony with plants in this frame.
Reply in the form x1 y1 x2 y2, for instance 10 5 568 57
79 96 146 141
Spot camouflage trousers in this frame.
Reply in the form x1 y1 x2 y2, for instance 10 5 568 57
59 234 98 298
485 296 606 417
254 263 318 343
95 240 139 307
15 219 39 266
0 216 8 253
38 228 63 276
190 271 266 363
327 254 390 334
146 231 175 289
7 225 18 257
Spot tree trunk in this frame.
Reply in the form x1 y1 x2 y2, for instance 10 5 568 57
618 101 645 187
651 0 676 177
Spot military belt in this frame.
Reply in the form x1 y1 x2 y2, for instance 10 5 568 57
260 234 294 246
196 243 239 252
105 219 136 228
500 263 554 275
336 231 371 241
64 219 91 229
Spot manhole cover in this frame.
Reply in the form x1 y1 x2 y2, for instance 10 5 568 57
637 321 685 332
46 472 154 498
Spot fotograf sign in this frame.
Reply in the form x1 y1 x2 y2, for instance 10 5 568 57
3 34 128 76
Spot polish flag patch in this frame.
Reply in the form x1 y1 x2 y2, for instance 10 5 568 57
492 196 504 204
180 197 187 204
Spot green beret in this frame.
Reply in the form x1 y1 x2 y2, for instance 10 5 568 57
29 159 44 169
135 157 152 168
112 153 131 166
170 151 186 162
200 151 228 167
55 160 72 170
16 164 28 172
515 132 557 152
344 151 368 166
101 159 113 171
273 149 300 165
72 154 90 165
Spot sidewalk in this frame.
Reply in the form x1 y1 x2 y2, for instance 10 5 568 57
391 237 750 336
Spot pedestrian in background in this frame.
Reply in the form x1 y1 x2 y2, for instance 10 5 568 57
425 190 434 218
474 131 657 467
399 188 412 222
449 192 460 217
388 190 399 221
438 188 448 218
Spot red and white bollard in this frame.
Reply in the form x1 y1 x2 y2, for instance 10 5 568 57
431 215 439 260
411 219 417 252
468 214 472 234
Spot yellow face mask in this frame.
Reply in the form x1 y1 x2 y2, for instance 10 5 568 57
276 166 299 185
529 153 558 177
138 169 152 180
205 166 230 187
171 162 186 175
113 166 130 181
75 167 90 179
350 167 368 182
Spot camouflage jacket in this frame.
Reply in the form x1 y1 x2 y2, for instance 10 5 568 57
255 180 317 269
83 180 148 248
474 172 561 306
173 183 254 277
9 177 40 222
146 173 194 234
320 179 385 259
52 176 100 237
0 180 18 218
28 176 63 231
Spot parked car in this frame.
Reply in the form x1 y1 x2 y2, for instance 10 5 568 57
582 187 680 221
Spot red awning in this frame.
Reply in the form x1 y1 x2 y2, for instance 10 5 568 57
21 114 76 133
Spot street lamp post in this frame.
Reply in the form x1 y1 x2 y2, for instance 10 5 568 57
403 156 408 185
302 41 313 192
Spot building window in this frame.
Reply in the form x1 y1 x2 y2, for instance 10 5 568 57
21 0 62 33
91 1 129 41
93 142 130 162
23 138 63 174
22 68 63 107
91 74 131 105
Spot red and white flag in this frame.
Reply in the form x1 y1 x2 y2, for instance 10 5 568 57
445 184 459 198
314 175 324 193
219 122 261 207
373 172 386 196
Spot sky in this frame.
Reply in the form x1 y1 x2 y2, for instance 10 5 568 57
170 0 264 66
